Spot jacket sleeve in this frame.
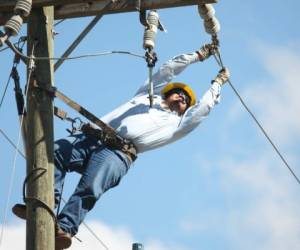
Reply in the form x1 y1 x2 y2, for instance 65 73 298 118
134 52 200 96
171 82 221 141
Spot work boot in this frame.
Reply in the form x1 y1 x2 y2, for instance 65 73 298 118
13 203 72 249
55 226 72 250
12 203 26 220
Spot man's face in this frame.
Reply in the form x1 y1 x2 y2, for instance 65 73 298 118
165 90 189 115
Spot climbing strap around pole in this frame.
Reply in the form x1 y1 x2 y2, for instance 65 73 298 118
33 81 137 161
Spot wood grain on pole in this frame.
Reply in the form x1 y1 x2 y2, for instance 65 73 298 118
26 6 55 250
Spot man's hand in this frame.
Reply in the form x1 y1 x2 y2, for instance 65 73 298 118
196 43 217 61
213 67 230 86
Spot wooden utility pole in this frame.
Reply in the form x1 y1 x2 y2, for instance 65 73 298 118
26 6 55 250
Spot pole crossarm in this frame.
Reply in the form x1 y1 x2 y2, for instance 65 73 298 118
0 0 94 11
0 0 218 25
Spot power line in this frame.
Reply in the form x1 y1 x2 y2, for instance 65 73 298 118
81 221 109 250
0 128 26 159
227 79 300 185
6 38 145 62
0 71 12 109
214 49 300 185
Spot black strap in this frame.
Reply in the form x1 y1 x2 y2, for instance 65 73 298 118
34 81 116 136
11 66 26 116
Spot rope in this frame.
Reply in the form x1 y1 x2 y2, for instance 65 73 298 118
213 49 300 185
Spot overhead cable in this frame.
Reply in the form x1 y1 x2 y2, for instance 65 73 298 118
197 3 299 186
9 41 145 62
214 50 300 185
0 128 26 159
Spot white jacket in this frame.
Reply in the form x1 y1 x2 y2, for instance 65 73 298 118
101 52 221 153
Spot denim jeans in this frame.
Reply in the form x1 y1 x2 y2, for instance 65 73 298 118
54 133 132 236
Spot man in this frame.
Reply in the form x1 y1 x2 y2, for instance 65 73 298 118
13 44 230 249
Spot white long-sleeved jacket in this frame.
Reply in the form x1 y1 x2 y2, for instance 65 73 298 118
101 52 221 153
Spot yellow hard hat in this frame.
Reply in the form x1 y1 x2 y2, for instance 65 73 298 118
161 82 196 106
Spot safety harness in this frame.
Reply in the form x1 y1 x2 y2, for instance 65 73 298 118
11 63 138 162
37 83 138 162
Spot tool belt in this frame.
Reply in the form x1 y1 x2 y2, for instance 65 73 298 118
81 123 138 162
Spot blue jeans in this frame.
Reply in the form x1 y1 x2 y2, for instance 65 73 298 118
54 133 132 236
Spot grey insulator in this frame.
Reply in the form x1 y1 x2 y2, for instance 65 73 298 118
204 16 220 35
198 4 215 20
143 29 156 50
4 15 23 36
14 0 32 17
143 10 159 50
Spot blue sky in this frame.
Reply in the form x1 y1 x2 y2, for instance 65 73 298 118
0 1 300 250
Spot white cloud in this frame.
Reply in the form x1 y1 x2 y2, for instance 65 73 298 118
222 156 300 250
0 222 26 250
182 153 300 250
230 43 300 145
188 42 300 248
0 221 190 250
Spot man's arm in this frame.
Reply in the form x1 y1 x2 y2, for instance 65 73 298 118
134 44 215 97
172 68 230 140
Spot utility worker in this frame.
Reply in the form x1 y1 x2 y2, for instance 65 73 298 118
13 44 230 249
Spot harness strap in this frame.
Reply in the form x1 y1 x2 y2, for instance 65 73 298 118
33 81 137 161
